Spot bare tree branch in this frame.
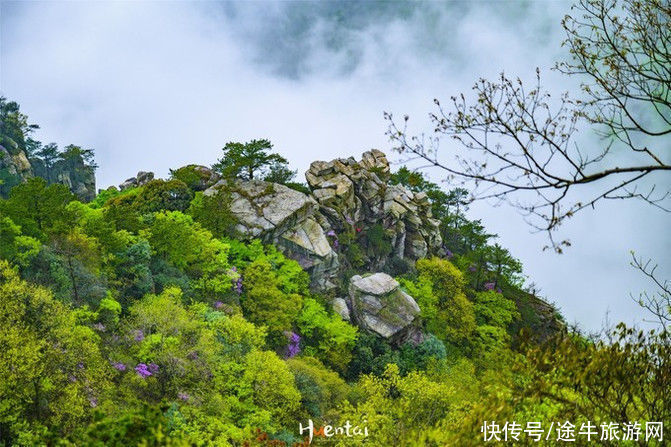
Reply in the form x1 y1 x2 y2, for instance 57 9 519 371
630 251 671 329
386 0 670 252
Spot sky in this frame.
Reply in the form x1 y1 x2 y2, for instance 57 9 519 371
1 0 669 332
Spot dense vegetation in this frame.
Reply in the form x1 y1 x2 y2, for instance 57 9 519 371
0 100 668 446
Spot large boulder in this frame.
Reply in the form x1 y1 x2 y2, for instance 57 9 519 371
204 179 340 290
205 179 319 236
348 273 420 339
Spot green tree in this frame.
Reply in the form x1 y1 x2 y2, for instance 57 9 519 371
34 143 60 183
74 405 191 447
0 260 110 444
241 350 301 429
0 177 74 240
144 211 234 303
241 258 303 348
58 144 97 170
110 239 155 306
297 298 358 373
133 179 193 214
340 364 456 446
187 190 238 239
212 139 295 183
452 325 671 446
50 228 103 306
169 165 214 191
0 216 41 267
414 257 476 348
286 356 348 419
121 287 219 404
472 291 520 354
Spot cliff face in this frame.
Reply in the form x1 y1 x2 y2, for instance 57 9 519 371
0 144 32 194
0 144 96 201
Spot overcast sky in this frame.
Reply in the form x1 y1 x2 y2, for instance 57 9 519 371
1 0 669 332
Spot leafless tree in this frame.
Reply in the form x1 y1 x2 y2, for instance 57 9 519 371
386 0 670 252
630 252 671 329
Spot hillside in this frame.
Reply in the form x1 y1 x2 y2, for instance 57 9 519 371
1 99 667 446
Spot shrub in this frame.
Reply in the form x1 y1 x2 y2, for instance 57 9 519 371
170 165 213 191
286 357 348 418
297 298 358 373
133 179 193 213
241 259 302 348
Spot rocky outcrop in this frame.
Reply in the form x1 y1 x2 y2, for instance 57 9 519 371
1 144 96 201
54 167 96 202
0 145 32 179
205 180 315 235
347 273 421 339
0 145 32 196
119 171 155 190
306 149 443 262
196 150 444 292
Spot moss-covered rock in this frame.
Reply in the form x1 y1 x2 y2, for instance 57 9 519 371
348 272 421 339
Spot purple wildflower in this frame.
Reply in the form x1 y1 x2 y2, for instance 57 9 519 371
484 282 495 291
134 330 144 342
214 301 224 309
69 375 77 383
496 288 503 294
77 362 84 369
93 323 106 332
333 239 339 249
326 230 336 237
187 351 199 360
284 332 301 359
233 277 243 294
148 363 159 374
112 362 126 371
468 265 477 272
89 397 98 408
135 363 152 378
178 392 190 402
445 249 453 259
345 216 354 225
